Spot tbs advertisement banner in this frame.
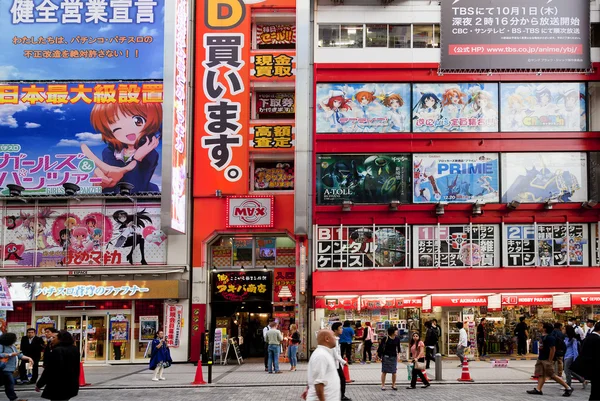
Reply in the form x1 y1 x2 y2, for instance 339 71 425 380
0 82 163 196
316 83 411 133
500 83 586 132
441 0 590 70
316 154 411 205
501 152 587 203
413 153 499 203
412 83 498 132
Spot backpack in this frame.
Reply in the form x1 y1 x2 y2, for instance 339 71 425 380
377 336 387 359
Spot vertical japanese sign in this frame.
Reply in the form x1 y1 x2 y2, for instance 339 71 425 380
170 0 189 233
195 0 250 196
164 303 183 348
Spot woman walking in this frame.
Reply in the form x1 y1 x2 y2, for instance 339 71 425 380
35 330 80 401
0 333 33 401
564 325 585 388
362 322 374 364
288 324 300 371
149 330 172 381
379 327 401 391
407 332 431 389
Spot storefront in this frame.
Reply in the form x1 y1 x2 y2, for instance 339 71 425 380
6 279 188 364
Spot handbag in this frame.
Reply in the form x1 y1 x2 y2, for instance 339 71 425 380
413 360 425 370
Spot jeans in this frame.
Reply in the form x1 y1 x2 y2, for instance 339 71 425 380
2 370 18 401
288 345 298 367
267 344 280 373
564 356 585 386
363 340 372 362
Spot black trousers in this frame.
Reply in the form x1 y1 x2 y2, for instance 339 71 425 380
363 340 372 362
19 357 39 382
340 343 352 362
337 366 346 397
264 343 269 368
114 344 122 360
425 347 434 369
477 338 486 356
410 358 429 388
590 376 600 401
517 337 527 355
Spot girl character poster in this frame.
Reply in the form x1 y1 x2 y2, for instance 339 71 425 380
412 92 442 131
110 209 153 265
81 102 163 194
318 89 353 133
382 93 407 132
440 86 466 129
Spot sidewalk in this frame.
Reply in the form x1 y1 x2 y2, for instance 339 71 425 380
71 358 542 389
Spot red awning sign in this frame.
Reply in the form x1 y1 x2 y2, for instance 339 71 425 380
572 295 600 305
502 295 553 306
432 296 487 307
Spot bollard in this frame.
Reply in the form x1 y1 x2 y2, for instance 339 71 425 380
208 359 213 384
434 353 443 381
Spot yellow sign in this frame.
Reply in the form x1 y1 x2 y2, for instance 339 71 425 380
32 280 179 301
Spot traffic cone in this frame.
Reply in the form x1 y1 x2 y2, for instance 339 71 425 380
191 359 206 385
343 358 354 383
79 361 91 387
457 359 474 382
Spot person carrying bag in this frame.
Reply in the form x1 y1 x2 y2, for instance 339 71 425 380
406 332 431 390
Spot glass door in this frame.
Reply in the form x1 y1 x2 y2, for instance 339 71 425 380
62 316 83 357
84 315 107 363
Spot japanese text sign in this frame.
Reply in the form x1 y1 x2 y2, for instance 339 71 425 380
164 304 183 347
441 0 590 70
250 123 294 150
251 52 295 81
256 92 295 116
1 0 165 80
226 196 274 228
0 81 163 196
273 267 295 302
256 24 295 45
212 271 272 302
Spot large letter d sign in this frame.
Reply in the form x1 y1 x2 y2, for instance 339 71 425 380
205 0 246 29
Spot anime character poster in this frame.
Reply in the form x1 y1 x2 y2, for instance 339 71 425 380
316 154 411 205
253 161 294 191
413 153 499 203
315 83 411 133
0 0 164 80
0 82 163 195
500 83 586 132
412 83 499 133
1 202 167 267
501 152 587 203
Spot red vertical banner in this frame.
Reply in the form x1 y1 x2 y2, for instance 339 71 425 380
273 267 296 302
194 0 251 196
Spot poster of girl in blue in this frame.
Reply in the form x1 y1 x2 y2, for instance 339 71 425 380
81 102 163 195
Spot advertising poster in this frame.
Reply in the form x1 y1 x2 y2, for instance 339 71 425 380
504 224 588 267
0 82 163 196
250 124 294 149
500 83 586 132
164 304 183 348
316 225 409 269
256 237 276 266
256 24 296 46
315 83 411 133
413 153 499 203
412 83 499 132
212 271 272 302
316 154 411 205
593 224 600 267
109 315 129 341
1 201 167 267
273 267 296 302
255 92 295 117
0 279 12 310
139 316 158 342
0 0 164 80
253 161 294 191
35 316 56 336
413 225 500 268
251 52 295 80
440 0 590 70
501 152 587 203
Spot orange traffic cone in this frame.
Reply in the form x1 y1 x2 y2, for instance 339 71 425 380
343 358 354 383
416 368 430 382
457 359 474 382
79 361 91 387
191 359 207 385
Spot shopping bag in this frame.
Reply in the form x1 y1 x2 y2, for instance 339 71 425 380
356 343 363 355
407 364 412 381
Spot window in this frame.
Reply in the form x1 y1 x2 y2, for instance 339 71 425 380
413 24 439 48
255 92 295 119
592 23 600 47
389 25 411 48
366 24 387 48
318 24 339 47
210 236 296 268
253 160 294 191
340 25 363 48
256 24 296 50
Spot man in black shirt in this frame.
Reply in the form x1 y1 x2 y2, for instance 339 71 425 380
514 317 529 356
477 318 487 357
424 321 437 369
527 323 573 397
18 328 44 384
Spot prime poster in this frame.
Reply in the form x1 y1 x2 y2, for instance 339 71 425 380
316 154 411 205
413 153 499 203
440 0 591 70
501 152 587 203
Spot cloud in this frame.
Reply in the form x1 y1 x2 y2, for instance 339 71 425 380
56 132 104 147
0 104 28 128
56 139 81 147
140 27 158 36
25 122 41 129
98 25 112 33
0 65 20 80
53 108 65 114
149 68 163 79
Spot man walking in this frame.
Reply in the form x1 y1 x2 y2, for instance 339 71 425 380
552 323 566 380
526 323 573 397
331 322 351 401
432 319 442 355
514 316 529 356
577 322 600 400
477 318 487 357
424 321 437 369
456 322 467 367
265 321 283 374
302 330 341 401
18 328 44 384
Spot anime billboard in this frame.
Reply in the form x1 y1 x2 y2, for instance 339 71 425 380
0 82 163 195
316 154 411 205
315 83 411 133
0 0 164 80
1 202 167 267
500 83 586 132
411 83 499 133
501 152 587 203
413 153 500 204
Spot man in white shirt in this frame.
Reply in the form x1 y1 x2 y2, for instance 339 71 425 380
303 330 341 401
331 322 350 401
456 322 468 367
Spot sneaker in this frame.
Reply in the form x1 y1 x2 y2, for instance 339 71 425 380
152 378 159 381
159 377 166 381
526 388 543 395
563 388 573 397
366 361 371 364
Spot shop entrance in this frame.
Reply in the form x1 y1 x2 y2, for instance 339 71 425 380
61 314 107 363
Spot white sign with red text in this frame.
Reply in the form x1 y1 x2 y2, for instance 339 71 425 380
226 196 274 228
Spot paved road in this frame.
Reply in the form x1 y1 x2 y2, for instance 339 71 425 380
11 383 592 401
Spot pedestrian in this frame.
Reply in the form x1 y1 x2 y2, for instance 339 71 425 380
583 319 595 340
288 324 300 372
262 320 274 372
574 322 600 400
361 322 374 364
514 316 529 356
424 321 437 369
0 332 33 401
339 321 354 364
431 319 442 355
42 327 59 367
301 330 340 401
149 330 172 381
563 325 585 389
406 332 431 389
17 328 43 385
331 322 350 401
526 323 573 396
569 318 585 341
456 322 467 367
35 330 80 401
477 318 487 357
379 326 401 391
265 321 283 374
552 323 566 379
